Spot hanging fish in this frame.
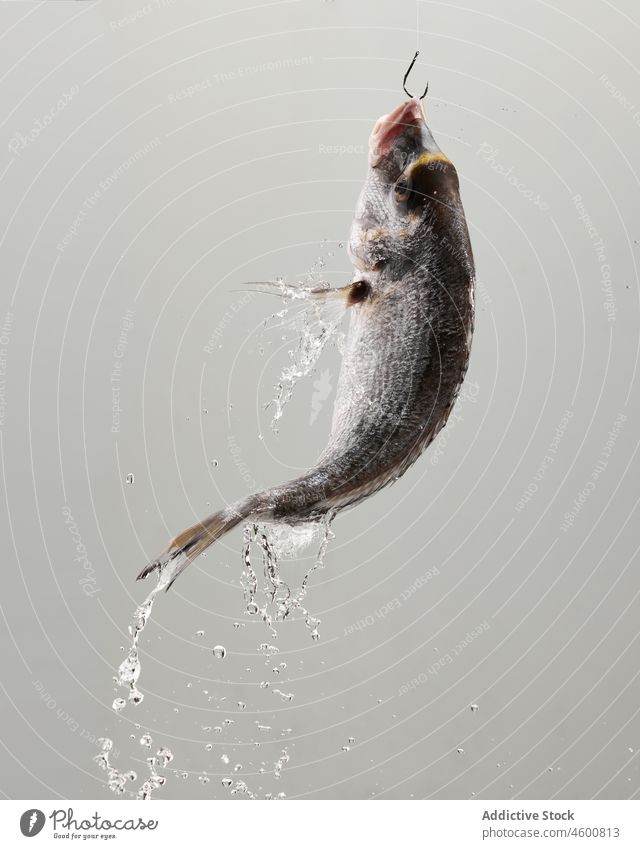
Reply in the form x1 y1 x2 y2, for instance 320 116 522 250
139 58 475 589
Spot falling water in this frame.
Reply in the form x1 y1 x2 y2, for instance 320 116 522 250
241 511 336 642
97 252 341 799
263 277 345 433
114 560 177 707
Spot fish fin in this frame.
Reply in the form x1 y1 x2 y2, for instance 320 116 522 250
242 281 352 303
138 499 257 591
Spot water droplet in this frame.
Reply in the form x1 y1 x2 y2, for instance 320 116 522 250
470 703 479 712
247 601 259 615
126 473 134 485
211 459 218 467
112 697 126 712
205 743 213 752
273 689 294 702
156 747 173 766
213 645 227 659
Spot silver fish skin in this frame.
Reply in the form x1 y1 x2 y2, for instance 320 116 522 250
139 97 475 588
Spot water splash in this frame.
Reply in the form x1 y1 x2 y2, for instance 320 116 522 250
263 278 345 433
93 738 137 796
241 511 336 642
114 566 175 707
98 499 336 800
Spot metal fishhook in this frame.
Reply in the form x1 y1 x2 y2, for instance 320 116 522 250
403 50 429 100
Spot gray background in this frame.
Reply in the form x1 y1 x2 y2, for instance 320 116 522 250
0 0 639 800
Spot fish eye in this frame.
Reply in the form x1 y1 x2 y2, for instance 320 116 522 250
394 177 412 203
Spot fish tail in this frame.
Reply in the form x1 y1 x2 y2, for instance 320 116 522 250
137 494 264 591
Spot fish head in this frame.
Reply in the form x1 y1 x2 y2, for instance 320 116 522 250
348 97 461 275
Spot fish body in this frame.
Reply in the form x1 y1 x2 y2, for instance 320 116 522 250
139 97 474 588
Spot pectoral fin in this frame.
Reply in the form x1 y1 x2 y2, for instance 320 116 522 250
242 280 353 303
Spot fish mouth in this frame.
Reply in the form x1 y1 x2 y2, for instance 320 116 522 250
369 98 427 167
